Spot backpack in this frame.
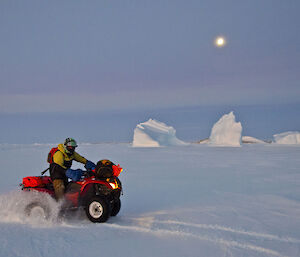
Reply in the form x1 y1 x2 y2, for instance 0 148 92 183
95 160 114 178
47 147 59 164
95 160 122 178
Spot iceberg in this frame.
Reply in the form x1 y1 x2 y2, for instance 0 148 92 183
273 131 300 144
242 136 266 144
208 111 242 147
132 119 187 147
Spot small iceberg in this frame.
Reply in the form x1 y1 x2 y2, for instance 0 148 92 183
132 119 187 147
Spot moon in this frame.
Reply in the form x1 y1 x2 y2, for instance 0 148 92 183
214 36 226 47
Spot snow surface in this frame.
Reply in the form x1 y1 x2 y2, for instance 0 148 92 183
0 143 300 257
132 119 187 147
273 131 300 145
209 111 242 146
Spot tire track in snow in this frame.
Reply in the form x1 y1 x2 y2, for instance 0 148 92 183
152 220 300 244
103 223 288 257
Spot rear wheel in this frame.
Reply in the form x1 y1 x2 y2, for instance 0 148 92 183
85 196 110 223
25 201 51 220
111 198 121 216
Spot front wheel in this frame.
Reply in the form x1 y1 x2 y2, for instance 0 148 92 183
85 196 110 223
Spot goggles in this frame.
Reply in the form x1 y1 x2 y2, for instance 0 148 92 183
66 145 76 153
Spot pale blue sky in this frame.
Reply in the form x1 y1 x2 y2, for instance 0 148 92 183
0 1 299 143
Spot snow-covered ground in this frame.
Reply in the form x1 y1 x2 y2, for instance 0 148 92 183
0 143 300 257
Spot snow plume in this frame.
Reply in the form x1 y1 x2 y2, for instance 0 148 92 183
273 131 300 144
132 119 187 147
0 191 61 227
209 111 242 147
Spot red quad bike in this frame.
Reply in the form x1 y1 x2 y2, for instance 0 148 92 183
20 162 123 223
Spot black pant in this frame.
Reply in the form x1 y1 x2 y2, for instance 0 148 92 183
49 163 68 184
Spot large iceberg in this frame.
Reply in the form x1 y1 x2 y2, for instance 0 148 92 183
273 131 300 144
132 119 187 147
208 111 242 147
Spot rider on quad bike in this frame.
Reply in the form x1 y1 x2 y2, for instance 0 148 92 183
48 138 96 200
21 159 123 223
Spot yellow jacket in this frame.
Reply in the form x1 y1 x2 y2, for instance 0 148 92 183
53 144 87 169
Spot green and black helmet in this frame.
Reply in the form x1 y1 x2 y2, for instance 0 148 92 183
63 138 78 155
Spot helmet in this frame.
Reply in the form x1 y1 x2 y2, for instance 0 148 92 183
63 138 78 155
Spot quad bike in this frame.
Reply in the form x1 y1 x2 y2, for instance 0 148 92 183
20 163 123 223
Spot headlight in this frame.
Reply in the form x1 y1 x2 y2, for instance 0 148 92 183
109 182 117 189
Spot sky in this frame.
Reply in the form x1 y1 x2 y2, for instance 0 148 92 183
0 0 299 143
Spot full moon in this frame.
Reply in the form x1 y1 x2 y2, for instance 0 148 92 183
214 36 226 47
